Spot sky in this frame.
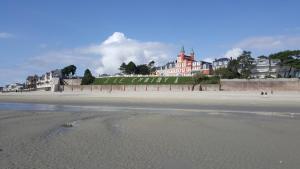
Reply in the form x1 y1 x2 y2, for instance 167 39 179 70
1 0 300 86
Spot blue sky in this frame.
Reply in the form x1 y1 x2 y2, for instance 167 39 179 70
1 0 300 85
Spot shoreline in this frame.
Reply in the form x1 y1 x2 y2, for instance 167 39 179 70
1 91 300 113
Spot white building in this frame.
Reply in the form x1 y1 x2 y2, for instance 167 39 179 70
3 83 24 92
36 69 62 91
212 58 230 70
251 56 281 78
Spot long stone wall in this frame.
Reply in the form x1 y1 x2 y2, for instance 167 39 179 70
62 79 82 86
61 79 300 92
220 78 300 91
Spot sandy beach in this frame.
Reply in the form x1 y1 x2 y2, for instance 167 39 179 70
1 91 300 169
1 91 300 112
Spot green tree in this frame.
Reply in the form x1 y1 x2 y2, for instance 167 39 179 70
192 72 205 91
148 60 156 74
269 50 300 77
125 61 137 74
81 69 95 85
214 67 237 79
136 64 150 75
148 60 155 67
62 65 77 78
193 72 209 84
214 59 240 79
119 62 127 74
237 51 255 78
119 60 156 75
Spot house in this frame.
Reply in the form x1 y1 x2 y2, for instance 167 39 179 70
0 87 3 92
156 47 212 76
37 69 62 91
191 61 212 75
212 58 230 70
3 83 24 92
251 56 281 78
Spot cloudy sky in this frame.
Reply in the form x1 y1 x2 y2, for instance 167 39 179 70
1 0 300 85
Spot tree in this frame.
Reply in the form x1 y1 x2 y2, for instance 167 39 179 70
237 51 255 78
148 60 156 74
62 65 77 78
214 59 240 79
126 61 137 74
214 67 238 79
136 64 150 75
193 72 209 84
148 60 155 67
269 50 300 77
119 60 156 75
119 62 127 74
26 75 39 89
81 69 95 85
192 73 220 91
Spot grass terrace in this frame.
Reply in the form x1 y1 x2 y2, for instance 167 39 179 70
93 76 220 85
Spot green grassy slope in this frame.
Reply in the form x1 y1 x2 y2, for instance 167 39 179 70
93 76 194 85
93 76 220 85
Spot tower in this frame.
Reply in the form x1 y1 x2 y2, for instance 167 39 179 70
178 46 185 62
190 48 195 61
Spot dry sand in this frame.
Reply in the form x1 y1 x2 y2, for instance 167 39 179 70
0 91 300 169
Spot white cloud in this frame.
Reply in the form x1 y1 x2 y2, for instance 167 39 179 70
202 57 214 63
0 32 14 38
94 32 172 74
224 48 243 59
202 48 243 63
235 35 300 51
26 32 172 76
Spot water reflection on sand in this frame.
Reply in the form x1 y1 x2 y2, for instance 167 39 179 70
0 102 300 169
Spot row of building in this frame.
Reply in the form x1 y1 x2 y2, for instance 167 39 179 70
30 69 62 91
156 47 300 78
2 69 63 92
1 47 299 92
213 55 300 78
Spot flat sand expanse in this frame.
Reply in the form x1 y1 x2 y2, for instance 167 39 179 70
1 91 300 113
0 91 300 169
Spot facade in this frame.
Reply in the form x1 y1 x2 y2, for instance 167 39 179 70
212 58 230 70
156 47 212 76
3 83 24 92
36 69 62 91
251 56 281 78
212 56 284 79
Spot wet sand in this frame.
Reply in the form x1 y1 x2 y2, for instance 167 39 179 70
0 92 300 169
